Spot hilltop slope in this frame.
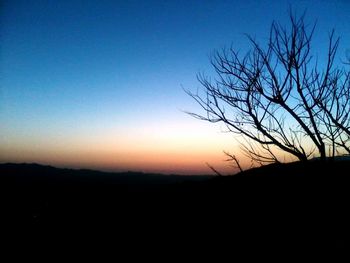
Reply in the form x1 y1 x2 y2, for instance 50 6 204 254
1 161 348 249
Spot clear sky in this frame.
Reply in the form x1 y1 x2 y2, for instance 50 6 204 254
1 0 349 174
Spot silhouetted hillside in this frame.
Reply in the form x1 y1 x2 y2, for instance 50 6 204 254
0 163 210 185
1 161 348 250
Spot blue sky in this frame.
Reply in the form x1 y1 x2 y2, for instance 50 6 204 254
1 0 349 174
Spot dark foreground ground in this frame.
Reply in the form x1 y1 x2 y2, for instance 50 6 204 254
1 161 349 252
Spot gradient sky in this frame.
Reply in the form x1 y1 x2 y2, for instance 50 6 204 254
1 0 350 174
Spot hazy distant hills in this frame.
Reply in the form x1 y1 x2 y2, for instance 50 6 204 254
0 162 211 185
1 161 349 249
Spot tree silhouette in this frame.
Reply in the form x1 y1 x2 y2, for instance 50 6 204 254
187 12 350 166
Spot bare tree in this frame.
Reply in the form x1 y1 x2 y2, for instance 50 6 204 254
187 12 350 166
223 151 244 173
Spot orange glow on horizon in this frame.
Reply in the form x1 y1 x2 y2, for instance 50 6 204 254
0 121 247 174
0 119 301 175
1 119 304 175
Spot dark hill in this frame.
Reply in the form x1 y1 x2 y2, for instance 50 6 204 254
1 161 349 250
0 162 210 185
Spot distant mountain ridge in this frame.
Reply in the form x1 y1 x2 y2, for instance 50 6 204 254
0 162 212 185
310 155 350 162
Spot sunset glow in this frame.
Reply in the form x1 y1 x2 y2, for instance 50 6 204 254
1 0 349 174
